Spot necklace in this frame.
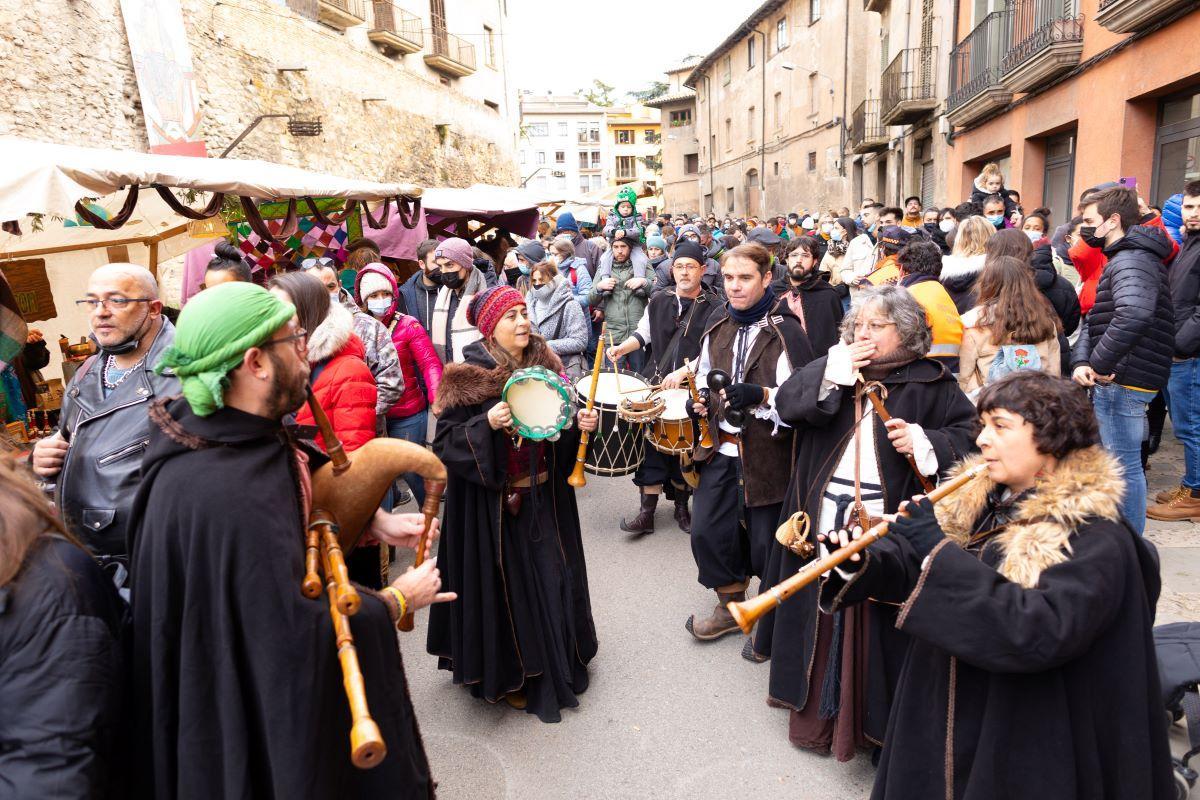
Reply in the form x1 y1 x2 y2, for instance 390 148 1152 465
102 352 147 390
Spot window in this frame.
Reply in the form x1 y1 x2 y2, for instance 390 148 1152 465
615 129 634 145
809 74 819 116
534 175 547 190
724 118 732 150
591 174 603 191
726 187 735 212
536 151 545 165
776 18 788 50
556 122 568 137
591 151 601 168
554 150 565 164
747 37 756 69
1154 89 1200 206
807 151 817 171
748 106 756 142
773 161 779 176
527 122 549 137
722 55 731 85
579 176 591 193
616 156 638 179
577 122 589 144
685 153 699 174
555 174 567 190
519 151 526 165
482 25 497 68
669 109 693 127
589 122 600 142
579 152 590 170
773 92 783 128
644 129 658 144
810 0 821 23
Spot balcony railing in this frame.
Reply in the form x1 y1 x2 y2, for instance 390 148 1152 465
881 46 939 126
946 10 1014 125
317 0 366 29
369 2 422 54
848 99 888 153
1000 0 1083 92
424 30 476 77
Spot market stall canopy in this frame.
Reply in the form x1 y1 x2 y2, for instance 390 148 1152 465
548 180 661 227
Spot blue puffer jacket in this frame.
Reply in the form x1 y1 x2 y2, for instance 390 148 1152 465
1071 225 1176 391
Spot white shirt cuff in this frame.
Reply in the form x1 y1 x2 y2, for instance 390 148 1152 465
908 424 938 476
752 387 789 433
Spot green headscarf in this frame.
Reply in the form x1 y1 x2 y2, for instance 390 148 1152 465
156 282 296 416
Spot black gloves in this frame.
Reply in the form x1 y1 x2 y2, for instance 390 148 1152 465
725 382 768 410
889 497 945 560
686 389 710 420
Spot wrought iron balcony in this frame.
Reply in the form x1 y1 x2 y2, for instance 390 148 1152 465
317 0 366 29
881 46 939 126
369 2 422 54
848 99 889 154
946 10 1013 126
1095 0 1192 34
424 30 476 77
1000 0 1083 93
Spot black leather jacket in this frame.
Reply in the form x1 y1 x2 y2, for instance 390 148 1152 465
57 319 179 556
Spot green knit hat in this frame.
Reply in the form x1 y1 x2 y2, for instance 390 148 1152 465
615 186 638 214
155 282 296 416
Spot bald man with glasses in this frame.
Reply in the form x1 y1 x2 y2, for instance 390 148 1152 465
31 263 180 567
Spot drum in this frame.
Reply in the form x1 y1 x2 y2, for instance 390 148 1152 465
646 388 695 455
574 370 651 476
503 366 573 441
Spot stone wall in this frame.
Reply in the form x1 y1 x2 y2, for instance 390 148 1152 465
0 0 517 187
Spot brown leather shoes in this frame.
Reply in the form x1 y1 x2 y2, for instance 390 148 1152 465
1154 485 1188 505
686 590 745 641
1147 489 1200 522
673 496 691 533
621 490 658 534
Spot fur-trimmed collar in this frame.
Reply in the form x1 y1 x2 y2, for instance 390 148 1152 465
433 338 564 414
306 301 355 363
935 446 1124 588
940 253 986 281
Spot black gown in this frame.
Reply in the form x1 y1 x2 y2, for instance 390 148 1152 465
427 339 598 723
128 398 432 800
821 448 1175 799
753 355 978 753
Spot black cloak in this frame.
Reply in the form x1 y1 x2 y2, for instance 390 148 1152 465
771 272 845 356
821 448 1175 799
128 398 432 799
427 339 598 723
753 355 978 745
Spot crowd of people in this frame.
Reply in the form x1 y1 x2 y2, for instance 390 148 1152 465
3 168 1198 798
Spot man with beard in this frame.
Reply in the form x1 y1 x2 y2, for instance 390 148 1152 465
772 236 844 356
129 282 453 799
685 243 813 645
31 263 178 562
431 236 491 363
399 239 442 338
606 241 725 534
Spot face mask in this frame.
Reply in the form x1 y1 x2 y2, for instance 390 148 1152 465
518 263 531 276
329 291 341 303
439 271 465 290
820 223 832 235
985 214 1004 228
504 267 523 285
829 228 843 242
1024 229 1042 243
939 219 955 233
367 297 391 316
1079 224 1108 249
93 306 152 356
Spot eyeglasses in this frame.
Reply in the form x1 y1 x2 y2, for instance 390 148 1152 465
300 256 335 271
853 319 897 334
75 297 152 311
260 328 308 353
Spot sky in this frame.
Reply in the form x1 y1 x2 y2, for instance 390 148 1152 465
504 1 765 100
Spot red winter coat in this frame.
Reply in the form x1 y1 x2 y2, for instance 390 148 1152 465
354 263 443 418
1071 213 1179 316
294 302 378 453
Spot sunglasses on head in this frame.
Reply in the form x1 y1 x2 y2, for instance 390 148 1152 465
301 256 335 270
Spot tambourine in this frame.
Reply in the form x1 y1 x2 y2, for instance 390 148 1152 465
502 366 573 442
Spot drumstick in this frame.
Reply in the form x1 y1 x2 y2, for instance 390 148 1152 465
608 331 622 395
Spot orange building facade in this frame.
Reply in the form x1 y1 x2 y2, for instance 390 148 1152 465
945 0 1199 225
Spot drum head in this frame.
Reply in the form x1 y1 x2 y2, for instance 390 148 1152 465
503 366 571 441
657 388 692 420
574 370 651 409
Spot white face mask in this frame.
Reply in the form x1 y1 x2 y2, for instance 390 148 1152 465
1024 229 1042 243
367 297 392 316
820 223 832 234
329 291 341 303
939 219 955 233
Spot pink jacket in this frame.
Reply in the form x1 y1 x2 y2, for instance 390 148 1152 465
354 263 443 418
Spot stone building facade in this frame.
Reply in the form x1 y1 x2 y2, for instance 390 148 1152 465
646 59 702 216
0 0 518 187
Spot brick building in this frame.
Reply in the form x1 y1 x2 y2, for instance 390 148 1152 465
0 0 518 186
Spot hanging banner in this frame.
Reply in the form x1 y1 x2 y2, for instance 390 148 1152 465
119 0 207 157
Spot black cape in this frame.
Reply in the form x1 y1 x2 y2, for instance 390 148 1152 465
754 356 978 743
128 398 432 799
821 449 1175 799
427 340 598 723
771 272 845 356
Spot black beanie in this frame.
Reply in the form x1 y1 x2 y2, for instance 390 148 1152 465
672 240 707 264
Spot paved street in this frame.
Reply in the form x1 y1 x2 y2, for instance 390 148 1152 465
396 426 1200 800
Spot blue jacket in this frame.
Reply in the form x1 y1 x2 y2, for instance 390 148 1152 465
558 256 592 310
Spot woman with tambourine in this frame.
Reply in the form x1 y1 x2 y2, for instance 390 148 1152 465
427 285 600 723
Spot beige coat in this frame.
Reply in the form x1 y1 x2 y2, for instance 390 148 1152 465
958 306 1060 397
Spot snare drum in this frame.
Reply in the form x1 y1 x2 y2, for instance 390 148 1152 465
645 388 695 455
503 366 573 441
574 370 651 476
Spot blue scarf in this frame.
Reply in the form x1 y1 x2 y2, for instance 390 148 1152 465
727 287 776 326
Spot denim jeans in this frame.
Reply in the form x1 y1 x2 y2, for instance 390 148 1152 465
1169 358 1200 490
1092 383 1154 534
385 410 429 509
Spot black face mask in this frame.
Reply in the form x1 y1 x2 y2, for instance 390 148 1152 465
438 271 465 290
91 307 152 356
1078 225 1107 249
504 267 523 286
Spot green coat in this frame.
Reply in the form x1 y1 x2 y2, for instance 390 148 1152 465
588 259 650 344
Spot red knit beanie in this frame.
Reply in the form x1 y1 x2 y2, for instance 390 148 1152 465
467 286 525 339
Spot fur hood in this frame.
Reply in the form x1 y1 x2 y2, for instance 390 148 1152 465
934 446 1124 588
940 252 987 281
306 301 355 363
433 338 564 414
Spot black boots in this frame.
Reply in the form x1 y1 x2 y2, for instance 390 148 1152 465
621 489 659 534
674 493 692 533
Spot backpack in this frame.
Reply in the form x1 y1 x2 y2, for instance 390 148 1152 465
987 343 1041 383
